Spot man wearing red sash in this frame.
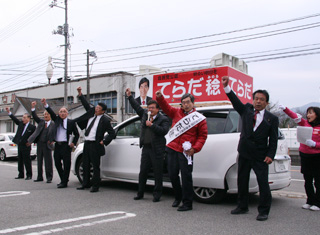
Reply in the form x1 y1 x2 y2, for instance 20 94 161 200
156 91 208 211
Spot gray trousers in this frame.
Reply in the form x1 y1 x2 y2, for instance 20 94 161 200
36 141 53 181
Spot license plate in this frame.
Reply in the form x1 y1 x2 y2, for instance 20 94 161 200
275 160 288 172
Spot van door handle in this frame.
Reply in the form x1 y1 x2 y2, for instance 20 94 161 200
131 142 139 146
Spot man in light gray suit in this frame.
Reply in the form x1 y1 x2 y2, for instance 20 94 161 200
27 101 55 183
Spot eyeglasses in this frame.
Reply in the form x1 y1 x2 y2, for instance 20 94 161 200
181 100 192 105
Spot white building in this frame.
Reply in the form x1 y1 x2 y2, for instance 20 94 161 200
0 72 136 133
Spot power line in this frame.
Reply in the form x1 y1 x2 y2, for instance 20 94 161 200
0 2 50 42
68 22 320 67
82 12 320 54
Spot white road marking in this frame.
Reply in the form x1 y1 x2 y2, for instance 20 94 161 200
0 211 136 234
0 162 17 167
291 179 304 182
0 191 30 198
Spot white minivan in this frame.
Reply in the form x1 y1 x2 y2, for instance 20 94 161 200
71 105 291 203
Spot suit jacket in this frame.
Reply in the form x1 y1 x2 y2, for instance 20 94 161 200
227 90 279 161
45 106 79 145
135 96 152 105
129 95 170 156
9 114 36 148
27 110 55 149
74 95 116 156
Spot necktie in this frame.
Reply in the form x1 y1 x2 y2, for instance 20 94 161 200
253 110 259 127
45 122 48 128
85 116 97 136
142 101 145 105
150 116 153 122
61 120 66 130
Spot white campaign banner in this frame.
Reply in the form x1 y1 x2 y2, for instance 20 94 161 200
165 111 206 144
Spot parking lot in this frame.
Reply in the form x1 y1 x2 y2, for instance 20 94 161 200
0 159 319 235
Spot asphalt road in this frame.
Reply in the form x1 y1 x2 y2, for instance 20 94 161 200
0 159 319 235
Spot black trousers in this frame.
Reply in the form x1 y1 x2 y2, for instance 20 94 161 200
54 142 71 185
166 147 193 207
137 145 164 199
36 141 53 181
17 145 32 178
237 155 271 215
82 141 102 189
300 152 320 207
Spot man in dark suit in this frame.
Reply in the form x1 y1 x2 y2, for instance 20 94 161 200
41 98 79 188
221 76 279 221
6 107 36 180
135 77 152 105
27 101 55 183
74 87 116 193
126 88 170 202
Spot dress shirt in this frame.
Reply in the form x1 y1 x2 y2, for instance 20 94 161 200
56 118 67 142
140 97 147 105
253 109 265 131
22 122 30 136
84 114 103 141
45 120 51 127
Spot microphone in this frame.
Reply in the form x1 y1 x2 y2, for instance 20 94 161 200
147 111 151 121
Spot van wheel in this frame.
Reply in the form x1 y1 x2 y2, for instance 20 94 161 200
75 155 93 184
0 149 6 161
193 187 226 204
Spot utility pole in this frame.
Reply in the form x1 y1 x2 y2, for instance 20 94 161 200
64 0 68 106
86 50 97 102
50 0 69 106
87 49 90 101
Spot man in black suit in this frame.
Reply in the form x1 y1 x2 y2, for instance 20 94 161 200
126 88 170 202
74 87 116 193
221 76 279 221
135 77 152 105
41 98 79 188
6 107 36 180
27 101 55 183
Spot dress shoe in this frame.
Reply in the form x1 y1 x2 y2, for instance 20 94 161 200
77 186 90 190
256 214 268 221
153 197 160 202
134 195 143 200
172 200 181 207
177 205 192 212
231 207 249 214
25 177 32 180
15 176 24 179
46 180 52 183
57 184 67 188
34 179 43 182
90 187 99 193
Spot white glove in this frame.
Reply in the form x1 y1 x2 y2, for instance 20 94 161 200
293 113 302 124
305 139 316 148
278 104 286 110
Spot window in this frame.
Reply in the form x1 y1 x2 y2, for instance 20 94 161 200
55 96 74 104
116 119 141 138
225 110 240 133
89 91 117 114
6 121 14 132
202 110 240 134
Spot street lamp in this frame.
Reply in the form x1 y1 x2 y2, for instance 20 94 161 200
46 56 54 84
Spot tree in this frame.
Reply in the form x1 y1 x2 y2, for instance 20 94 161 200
268 102 305 128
